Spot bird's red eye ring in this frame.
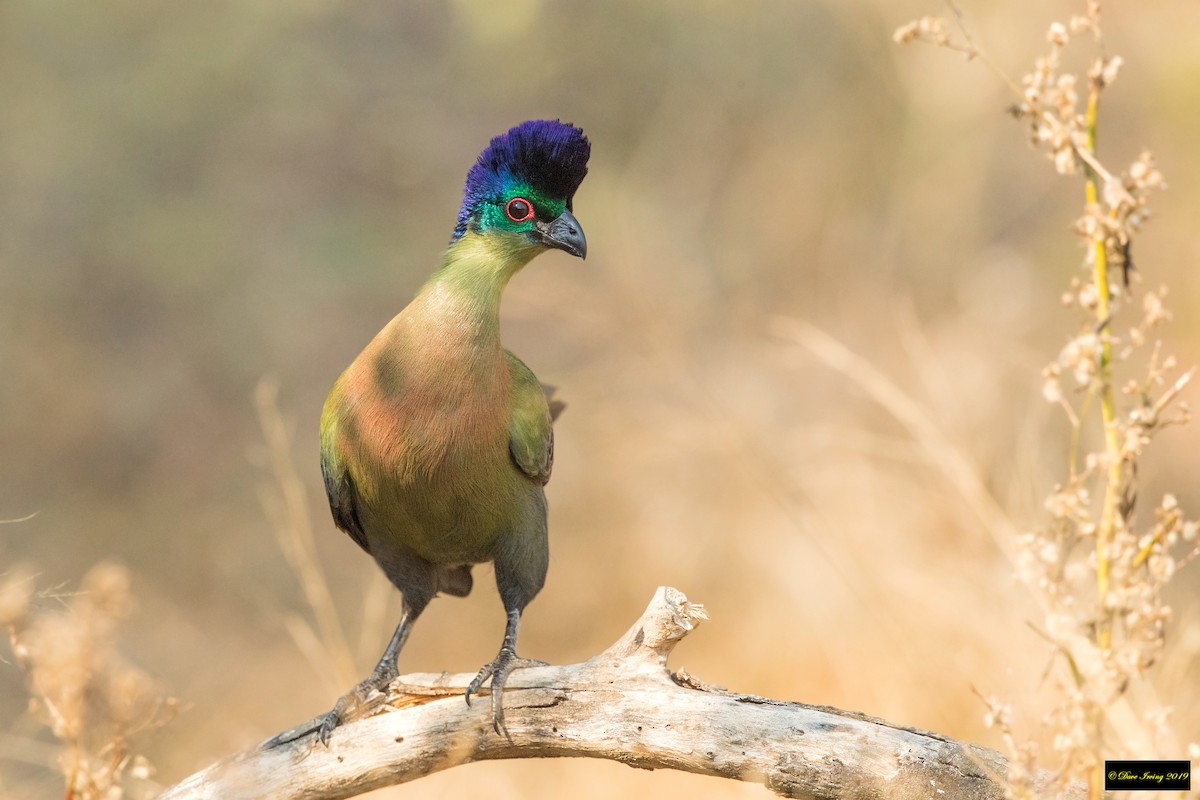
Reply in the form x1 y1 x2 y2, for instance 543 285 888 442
505 197 535 222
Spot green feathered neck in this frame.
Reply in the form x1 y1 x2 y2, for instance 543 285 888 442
422 228 542 321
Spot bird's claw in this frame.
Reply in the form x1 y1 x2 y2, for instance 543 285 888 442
309 667 397 747
464 648 548 739
315 710 340 748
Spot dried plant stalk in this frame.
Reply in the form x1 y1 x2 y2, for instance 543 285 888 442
894 3 1198 798
1 561 176 799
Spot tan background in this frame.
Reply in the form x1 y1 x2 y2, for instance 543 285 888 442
2 0 1198 796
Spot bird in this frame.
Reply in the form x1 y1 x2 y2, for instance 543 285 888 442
285 120 589 746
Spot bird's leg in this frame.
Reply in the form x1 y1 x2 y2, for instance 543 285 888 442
315 609 416 745
465 607 547 740
262 609 415 749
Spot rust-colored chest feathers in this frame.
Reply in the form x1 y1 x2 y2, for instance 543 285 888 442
318 259 548 565
329 280 514 484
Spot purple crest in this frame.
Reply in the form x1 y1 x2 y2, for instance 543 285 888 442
453 120 590 239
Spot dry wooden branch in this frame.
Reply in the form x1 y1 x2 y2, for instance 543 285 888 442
159 587 1047 800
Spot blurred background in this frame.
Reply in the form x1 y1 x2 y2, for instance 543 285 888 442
2 0 1198 797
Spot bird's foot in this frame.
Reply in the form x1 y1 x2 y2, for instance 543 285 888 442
465 648 548 740
315 666 399 746
263 665 398 749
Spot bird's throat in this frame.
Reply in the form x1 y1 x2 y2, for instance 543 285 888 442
418 230 540 339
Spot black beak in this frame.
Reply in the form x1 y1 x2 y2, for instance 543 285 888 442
539 209 587 259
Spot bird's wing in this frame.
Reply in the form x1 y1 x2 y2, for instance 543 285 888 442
505 351 556 485
319 419 371 553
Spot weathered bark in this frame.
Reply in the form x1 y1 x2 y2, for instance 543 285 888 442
159 587 1045 800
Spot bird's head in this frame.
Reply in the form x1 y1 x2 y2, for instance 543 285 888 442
452 120 590 260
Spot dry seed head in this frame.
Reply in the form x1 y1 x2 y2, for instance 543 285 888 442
1041 363 1064 403
1100 56 1123 87
1102 177 1126 210
1142 289 1170 327
1075 210 1099 239
982 697 1012 730
1123 422 1151 454
1047 21 1069 47
22 612 94 740
1054 146 1077 175
1044 482 1091 522
893 20 921 44
81 561 134 620
130 755 154 781
1128 151 1165 196
1058 332 1101 386
1077 282 1099 310
1148 554 1175 581
1054 74 1078 111
892 16 950 46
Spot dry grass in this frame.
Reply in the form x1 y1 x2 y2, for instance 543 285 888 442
0 560 176 799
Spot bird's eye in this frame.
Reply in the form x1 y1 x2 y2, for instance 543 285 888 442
504 197 534 222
